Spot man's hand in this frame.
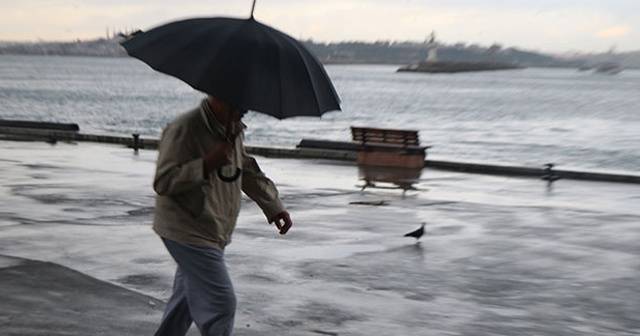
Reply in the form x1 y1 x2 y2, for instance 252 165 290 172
270 211 292 235
203 141 233 176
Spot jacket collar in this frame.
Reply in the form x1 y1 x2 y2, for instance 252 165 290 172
199 99 246 139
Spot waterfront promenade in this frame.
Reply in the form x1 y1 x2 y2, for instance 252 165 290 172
1 140 639 335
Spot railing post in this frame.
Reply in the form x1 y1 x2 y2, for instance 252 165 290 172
132 133 140 153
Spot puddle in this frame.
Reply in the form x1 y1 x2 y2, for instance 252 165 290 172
274 244 385 260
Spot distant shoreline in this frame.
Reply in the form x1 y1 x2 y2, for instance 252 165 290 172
1 38 639 69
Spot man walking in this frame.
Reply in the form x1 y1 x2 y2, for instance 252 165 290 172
152 95 292 336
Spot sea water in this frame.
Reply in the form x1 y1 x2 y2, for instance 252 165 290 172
0 55 638 175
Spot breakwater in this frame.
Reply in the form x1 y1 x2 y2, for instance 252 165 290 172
397 61 524 73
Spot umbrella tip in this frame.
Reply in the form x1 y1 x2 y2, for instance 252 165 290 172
250 0 257 18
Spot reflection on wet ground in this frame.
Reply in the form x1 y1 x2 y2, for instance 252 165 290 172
1 141 639 336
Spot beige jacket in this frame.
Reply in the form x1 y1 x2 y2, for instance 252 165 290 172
152 99 285 250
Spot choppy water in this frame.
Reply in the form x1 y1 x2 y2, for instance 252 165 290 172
1 55 638 174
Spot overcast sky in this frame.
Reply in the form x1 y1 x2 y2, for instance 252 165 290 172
1 0 639 53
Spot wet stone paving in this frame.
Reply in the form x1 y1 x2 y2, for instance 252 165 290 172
0 141 639 336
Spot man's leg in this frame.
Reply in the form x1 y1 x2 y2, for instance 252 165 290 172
161 238 237 336
155 267 193 336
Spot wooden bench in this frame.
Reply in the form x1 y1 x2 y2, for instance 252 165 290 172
351 127 430 169
351 127 431 191
352 126 420 147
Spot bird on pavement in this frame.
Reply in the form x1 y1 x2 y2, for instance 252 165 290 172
404 223 425 240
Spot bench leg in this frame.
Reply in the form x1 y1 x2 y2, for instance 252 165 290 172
361 179 375 191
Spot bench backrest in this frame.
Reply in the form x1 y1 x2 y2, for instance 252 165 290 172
351 127 420 146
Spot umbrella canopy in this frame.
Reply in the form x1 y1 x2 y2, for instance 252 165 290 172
121 16 341 119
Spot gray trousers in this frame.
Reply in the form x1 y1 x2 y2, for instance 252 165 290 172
155 238 236 336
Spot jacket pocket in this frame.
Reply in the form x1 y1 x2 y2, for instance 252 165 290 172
172 188 206 218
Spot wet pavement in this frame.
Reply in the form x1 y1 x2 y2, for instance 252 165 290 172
0 140 639 336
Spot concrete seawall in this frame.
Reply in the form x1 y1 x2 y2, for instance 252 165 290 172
1 127 638 185
0 127 156 149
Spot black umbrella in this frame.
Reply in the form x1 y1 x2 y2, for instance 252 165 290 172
120 3 340 119
121 2 340 182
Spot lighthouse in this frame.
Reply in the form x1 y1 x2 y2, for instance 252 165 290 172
426 31 438 63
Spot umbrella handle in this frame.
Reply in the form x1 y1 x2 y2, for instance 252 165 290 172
217 168 242 183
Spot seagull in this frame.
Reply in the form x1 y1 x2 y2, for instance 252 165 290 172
404 223 425 240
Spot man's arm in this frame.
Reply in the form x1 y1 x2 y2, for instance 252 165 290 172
241 149 292 235
154 123 234 196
